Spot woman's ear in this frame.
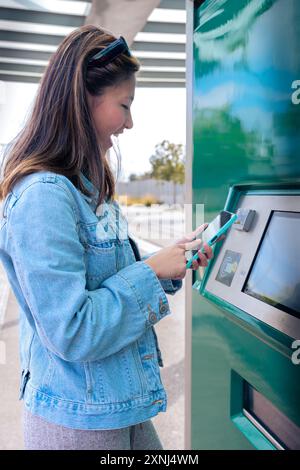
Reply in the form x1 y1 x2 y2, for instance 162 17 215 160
86 92 102 113
86 91 94 111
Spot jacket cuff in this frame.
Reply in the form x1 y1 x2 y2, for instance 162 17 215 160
116 260 171 328
141 253 183 295
159 278 183 295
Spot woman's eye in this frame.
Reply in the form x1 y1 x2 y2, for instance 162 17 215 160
122 105 129 110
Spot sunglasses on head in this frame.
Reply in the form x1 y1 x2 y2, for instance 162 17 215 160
87 36 131 68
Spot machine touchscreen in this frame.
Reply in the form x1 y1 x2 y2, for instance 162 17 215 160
243 211 300 318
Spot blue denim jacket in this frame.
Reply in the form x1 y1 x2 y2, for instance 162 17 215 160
0 171 182 430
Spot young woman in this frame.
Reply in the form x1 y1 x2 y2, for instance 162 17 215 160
0 25 212 450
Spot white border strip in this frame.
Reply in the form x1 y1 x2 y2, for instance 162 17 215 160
185 0 194 451
0 265 10 327
130 235 161 254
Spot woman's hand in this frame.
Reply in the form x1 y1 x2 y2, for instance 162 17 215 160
144 243 189 280
175 224 213 270
143 224 214 279
175 223 208 245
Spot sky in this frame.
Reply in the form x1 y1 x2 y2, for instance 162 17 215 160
0 81 186 182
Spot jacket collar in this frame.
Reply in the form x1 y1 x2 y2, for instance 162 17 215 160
79 171 99 211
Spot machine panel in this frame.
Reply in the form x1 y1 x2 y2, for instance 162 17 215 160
205 194 300 338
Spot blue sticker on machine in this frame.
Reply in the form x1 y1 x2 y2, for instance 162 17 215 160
216 250 242 287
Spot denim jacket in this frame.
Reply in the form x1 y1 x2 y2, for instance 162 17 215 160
0 171 182 430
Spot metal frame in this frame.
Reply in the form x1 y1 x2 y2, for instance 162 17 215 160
184 0 194 451
0 1 187 87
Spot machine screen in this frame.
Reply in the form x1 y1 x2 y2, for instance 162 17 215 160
243 212 300 318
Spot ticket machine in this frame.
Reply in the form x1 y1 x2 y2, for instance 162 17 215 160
203 191 300 340
186 0 300 450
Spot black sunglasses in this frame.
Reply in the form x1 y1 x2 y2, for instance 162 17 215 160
87 36 131 68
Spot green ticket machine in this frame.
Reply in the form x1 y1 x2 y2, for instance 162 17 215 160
186 0 300 449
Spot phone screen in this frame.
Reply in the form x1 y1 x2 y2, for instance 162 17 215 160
188 211 236 268
202 211 234 245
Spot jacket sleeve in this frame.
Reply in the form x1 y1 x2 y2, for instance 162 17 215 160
141 253 183 295
7 181 171 362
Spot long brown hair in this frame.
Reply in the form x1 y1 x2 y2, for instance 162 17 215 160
0 25 140 205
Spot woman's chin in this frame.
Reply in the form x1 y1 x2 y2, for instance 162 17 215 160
102 137 113 152
109 135 119 147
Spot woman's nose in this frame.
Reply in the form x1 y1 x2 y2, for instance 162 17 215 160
125 111 133 130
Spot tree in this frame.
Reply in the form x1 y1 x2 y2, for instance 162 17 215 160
129 173 138 181
149 140 185 204
129 171 152 182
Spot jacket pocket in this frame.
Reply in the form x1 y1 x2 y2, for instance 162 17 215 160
131 341 148 393
79 221 118 289
19 368 30 400
152 327 164 367
84 242 117 282
88 343 148 404
19 326 35 400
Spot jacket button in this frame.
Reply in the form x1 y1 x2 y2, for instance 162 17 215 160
149 312 157 323
147 304 157 323
160 304 168 315
159 298 169 315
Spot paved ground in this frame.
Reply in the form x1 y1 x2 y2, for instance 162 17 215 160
152 278 185 450
0 288 23 450
0 242 185 450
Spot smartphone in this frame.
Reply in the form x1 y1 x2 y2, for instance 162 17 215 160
186 211 237 269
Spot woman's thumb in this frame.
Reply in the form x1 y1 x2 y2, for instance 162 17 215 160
184 238 202 251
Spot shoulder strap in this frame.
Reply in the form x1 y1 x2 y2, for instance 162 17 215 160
129 237 141 261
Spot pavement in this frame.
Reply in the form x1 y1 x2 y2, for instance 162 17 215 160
0 287 23 450
0 237 185 450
